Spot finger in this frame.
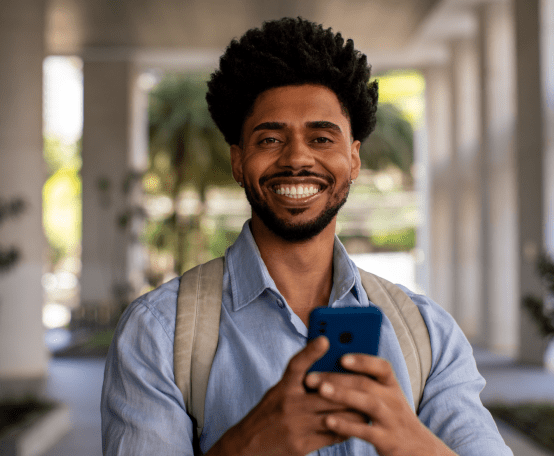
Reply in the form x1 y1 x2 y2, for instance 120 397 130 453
328 410 368 425
317 377 413 424
306 371 375 393
283 336 330 385
325 414 381 442
312 410 366 434
317 380 379 417
341 355 396 386
300 391 360 414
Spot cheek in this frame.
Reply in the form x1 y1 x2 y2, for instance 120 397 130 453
241 158 268 186
321 154 352 177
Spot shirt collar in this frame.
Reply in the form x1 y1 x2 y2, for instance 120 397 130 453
225 220 365 312
330 237 364 305
225 221 279 312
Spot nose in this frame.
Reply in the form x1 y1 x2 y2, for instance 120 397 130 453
276 138 315 170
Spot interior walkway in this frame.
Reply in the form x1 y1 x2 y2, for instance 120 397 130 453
41 348 554 456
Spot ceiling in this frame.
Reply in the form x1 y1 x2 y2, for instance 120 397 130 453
45 0 439 52
44 0 485 71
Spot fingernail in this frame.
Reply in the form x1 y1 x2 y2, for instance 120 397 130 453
342 355 355 366
327 416 337 428
321 382 334 395
305 372 320 386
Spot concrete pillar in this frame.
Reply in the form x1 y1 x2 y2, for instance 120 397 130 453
450 38 483 343
478 1 519 357
81 59 139 310
542 0 554 256
0 0 48 394
414 126 430 296
423 65 454 316
514 0 546 364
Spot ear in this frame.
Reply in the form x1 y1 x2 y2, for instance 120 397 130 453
230 144 244 185
350 140 361 181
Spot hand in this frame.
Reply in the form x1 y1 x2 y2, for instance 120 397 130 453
207 336 366 456
305 355 458 456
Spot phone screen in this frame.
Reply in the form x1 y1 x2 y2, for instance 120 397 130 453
307 306 382 373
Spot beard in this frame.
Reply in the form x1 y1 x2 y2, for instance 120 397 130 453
244 179 350 242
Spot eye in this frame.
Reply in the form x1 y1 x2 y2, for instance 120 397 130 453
312 137 333 144
258 137 280 145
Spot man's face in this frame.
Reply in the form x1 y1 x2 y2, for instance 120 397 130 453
231 84 361 242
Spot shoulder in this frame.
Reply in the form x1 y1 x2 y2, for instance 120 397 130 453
394 285 477 374
115 276 181 344
396 285 461 341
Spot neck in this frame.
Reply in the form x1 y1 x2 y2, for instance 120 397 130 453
250 217 336 325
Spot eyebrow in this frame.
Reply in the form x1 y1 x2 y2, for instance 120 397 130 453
252 122 286 132
306 121 342 133
251 121 342 133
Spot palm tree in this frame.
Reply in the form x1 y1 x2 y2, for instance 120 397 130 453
148 74 233 274
147 76 415 277
359 102 414 187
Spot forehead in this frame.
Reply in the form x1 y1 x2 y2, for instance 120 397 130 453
244 84 351 133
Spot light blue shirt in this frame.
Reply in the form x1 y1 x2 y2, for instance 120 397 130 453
101 221 512 455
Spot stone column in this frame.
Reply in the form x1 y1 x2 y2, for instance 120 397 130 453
0 0 48 394
423 65 455 316
543 0 554 256
81 59 139 313
450 38 483 343
478 1 519 357
514 0 546 364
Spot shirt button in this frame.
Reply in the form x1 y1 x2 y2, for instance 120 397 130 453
277 300 285 308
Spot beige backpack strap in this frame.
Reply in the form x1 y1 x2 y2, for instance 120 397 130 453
358 267 432 412
174 256 224 441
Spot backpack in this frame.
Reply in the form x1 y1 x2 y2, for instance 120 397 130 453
174 256 432 443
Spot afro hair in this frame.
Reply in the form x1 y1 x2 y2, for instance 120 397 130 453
206 17 378 146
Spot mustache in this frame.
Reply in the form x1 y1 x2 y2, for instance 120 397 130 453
259 170 333 186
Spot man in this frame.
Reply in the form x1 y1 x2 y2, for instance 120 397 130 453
101 17 513 455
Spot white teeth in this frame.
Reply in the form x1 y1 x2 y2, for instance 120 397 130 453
274 185 320 198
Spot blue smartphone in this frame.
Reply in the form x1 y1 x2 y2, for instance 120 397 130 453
307 306 382 373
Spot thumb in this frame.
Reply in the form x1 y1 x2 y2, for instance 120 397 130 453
283 336 330 385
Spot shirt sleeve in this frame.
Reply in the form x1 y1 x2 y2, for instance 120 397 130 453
405 289 514 456
100 287 195 455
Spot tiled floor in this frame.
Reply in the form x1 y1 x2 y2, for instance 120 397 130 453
42 358 105 456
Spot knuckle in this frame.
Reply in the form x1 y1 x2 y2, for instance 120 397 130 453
290 438 304 455
376 357 393 375
285 356 305 376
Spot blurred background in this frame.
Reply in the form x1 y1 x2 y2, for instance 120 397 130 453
1 0 554 454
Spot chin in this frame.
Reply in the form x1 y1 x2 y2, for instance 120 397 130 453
246 186 349 243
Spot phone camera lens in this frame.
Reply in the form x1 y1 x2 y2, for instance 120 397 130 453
319 328 326 334
339 332 353 344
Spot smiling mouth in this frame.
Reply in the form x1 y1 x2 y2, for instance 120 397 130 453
272 184 321 199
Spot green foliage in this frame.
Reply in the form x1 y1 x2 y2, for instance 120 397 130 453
370 227 416 251
522 253 554 337
149 74 234 201
0 198 26 272
147 74 236 274
42 135 82 267
85 329 116 348
360 103 414 176
207 227 240 259
145 75 417 274
44 136 82 176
